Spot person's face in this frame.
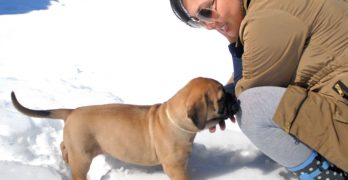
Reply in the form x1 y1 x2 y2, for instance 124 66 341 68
183 0 243 42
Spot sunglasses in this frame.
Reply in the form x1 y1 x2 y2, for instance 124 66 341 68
187 0 219 27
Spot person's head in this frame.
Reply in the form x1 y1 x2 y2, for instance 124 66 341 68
170 0 244 42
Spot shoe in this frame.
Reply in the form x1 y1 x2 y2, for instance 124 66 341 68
288 151 348 180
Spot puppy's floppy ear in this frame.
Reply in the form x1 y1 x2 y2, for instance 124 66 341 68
187 93 208 130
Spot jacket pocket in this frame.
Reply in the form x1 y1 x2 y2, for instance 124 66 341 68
273 85 308 133
333 100 348 124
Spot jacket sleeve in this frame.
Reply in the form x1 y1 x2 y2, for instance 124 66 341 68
225 43 244 94
235 10 308 96
229 42 243 83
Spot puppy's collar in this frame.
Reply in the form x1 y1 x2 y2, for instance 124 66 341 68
166 109 197 134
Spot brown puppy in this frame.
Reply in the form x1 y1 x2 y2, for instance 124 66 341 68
11 77 234 180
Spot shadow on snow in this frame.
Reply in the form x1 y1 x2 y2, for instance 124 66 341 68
101 143 296 180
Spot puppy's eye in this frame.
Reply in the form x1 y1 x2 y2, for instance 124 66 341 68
218 94 226 103
217 95 225 113
218 97 224 104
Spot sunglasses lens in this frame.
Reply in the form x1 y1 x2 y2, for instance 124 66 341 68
197 9 213 21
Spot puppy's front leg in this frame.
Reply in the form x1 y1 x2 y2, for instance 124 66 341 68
162 161 189 180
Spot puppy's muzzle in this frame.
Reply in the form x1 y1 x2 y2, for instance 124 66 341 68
219 91 240 120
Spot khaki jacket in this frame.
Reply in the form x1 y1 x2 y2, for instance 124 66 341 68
237 0 348 171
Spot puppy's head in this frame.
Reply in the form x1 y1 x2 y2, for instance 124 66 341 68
183 77 237 130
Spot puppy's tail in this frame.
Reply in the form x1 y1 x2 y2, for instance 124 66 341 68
11 91 73 120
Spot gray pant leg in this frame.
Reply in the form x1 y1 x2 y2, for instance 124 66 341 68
235 86 313 168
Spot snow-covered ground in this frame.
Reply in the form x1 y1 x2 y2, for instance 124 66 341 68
0 0 295 179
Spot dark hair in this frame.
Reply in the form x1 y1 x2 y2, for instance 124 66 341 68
169 0 200 27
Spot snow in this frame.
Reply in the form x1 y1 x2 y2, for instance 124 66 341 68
0 0 295 179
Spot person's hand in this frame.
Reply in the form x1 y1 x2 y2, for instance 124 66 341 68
209 116 236 133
